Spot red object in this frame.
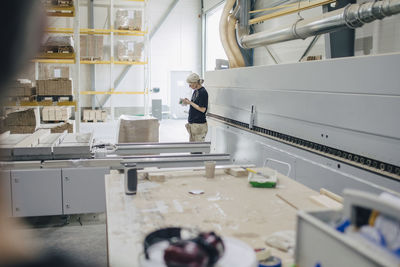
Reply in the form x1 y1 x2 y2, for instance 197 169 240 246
164 240 209 267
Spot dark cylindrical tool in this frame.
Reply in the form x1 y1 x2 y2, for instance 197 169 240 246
124 166 138 195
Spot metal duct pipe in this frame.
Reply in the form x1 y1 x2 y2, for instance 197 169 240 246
228 11 246 67
220 0 239 67
238 0 400 49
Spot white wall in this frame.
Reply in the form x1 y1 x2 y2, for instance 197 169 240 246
149 0 202 108
354 0 400 56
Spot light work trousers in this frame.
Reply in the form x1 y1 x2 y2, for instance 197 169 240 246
185 122 208 142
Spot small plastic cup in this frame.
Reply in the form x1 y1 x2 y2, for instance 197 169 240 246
204 161 216 178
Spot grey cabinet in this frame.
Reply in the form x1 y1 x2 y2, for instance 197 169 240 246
0 170 12 217
62 167 108 215
11 169 62 217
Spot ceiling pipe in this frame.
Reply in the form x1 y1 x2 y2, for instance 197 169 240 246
237 0 400 49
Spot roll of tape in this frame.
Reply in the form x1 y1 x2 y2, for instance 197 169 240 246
259 256 282 267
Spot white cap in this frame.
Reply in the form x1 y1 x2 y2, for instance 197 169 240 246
186 73 204 84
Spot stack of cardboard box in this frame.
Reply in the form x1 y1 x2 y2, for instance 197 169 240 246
38 36 74 59
116 9 142 31
40 65 70 80
0 108 40 134
83 109 107 122
42 106 72 122
117 41 143 62
80 35 104 61
7 80 35 97
36 78 72 96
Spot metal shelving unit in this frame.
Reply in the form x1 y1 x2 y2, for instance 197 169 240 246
75 0 149 120
25 0 149 130
23 2 81 129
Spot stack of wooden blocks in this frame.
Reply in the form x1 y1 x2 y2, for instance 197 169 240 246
83 109 107 122
42 107 71 122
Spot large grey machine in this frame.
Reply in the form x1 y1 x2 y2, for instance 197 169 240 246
0 130 231 217
206 53 400 196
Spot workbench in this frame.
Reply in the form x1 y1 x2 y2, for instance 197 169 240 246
105 167 328 267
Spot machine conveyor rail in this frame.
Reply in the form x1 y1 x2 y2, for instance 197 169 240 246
101 142 211 155
208 113 400 181
0 154 231 170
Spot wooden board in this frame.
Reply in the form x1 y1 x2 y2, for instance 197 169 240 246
105 167 323 267
309 195 343 210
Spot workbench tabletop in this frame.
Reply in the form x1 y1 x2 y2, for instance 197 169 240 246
105 167 323 267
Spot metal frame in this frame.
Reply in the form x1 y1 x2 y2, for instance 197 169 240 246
100 0 178 110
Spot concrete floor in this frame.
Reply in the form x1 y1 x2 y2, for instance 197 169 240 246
19 118 190 266
22 214 107 266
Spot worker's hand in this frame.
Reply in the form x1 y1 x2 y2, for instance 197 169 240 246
182 98 191 105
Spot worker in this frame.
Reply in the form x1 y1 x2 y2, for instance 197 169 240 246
182 73 209 142
0 2 94 267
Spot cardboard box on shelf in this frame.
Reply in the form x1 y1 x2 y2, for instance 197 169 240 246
38 65 70 79
132 10 142 31
116 9 142 31
7 79 34 97
36 78 72 96
133 42 144 61
80 35 104 60
117 40 143 61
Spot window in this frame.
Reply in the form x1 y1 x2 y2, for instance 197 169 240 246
205 2 227 72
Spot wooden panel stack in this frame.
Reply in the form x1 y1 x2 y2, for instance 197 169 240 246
42 107 72 122
83 109 107 122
